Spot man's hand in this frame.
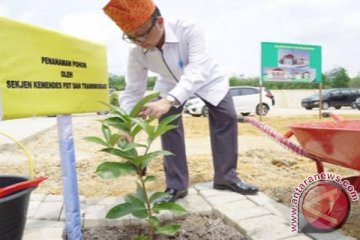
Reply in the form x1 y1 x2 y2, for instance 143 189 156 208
139 98 173 118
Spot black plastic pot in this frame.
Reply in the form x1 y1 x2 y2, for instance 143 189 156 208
0 176 36 240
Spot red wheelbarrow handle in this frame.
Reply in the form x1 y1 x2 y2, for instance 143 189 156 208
0 177 47 198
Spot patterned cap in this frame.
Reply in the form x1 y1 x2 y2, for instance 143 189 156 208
103 0 156 32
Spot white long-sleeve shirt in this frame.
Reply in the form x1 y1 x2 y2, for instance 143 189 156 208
120 18 229 113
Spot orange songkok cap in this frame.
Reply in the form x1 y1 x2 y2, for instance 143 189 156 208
103 0 156 33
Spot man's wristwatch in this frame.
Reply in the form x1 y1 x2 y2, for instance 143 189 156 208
165 95 180 107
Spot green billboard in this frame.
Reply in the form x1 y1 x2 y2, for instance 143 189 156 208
261 42 322 83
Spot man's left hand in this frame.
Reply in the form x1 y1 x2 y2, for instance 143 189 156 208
139 98 173 118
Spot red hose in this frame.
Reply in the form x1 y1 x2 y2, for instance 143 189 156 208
242 117 321 163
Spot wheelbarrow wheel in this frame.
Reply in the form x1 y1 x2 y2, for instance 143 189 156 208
256 104 269 116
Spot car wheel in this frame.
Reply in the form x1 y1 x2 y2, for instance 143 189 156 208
334 106 341 109
256 104 269 116
241 112 250 116
201 106 209 117
321 102 329 110
305 107 312 110
351 102 357 109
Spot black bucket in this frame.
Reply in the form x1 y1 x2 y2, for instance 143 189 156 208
0 176 36 240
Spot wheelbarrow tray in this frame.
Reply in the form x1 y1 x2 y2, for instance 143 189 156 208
289 119 360 171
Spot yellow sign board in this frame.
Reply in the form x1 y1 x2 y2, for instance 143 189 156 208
0 17 109 120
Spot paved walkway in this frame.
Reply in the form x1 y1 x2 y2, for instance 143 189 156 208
23 183 355 240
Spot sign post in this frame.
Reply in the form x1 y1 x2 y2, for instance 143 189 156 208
261 42 322 117
0 17 109 239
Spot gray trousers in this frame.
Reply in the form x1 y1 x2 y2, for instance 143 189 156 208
159 91 240 189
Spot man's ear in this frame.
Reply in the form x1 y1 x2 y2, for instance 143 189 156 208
157 16 164 26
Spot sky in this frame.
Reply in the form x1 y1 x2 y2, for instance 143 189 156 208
1 0 360 77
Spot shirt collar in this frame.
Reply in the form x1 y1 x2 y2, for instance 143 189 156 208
142 22 179 54
164 22 179 44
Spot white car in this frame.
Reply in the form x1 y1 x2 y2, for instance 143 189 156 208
184 86 274 117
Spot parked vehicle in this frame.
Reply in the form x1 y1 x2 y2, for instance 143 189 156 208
301 88 360 110
184 86 274 117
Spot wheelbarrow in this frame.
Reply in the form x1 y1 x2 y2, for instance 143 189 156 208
240 112 360 192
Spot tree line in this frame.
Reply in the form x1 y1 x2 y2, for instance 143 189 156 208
108 67 360 91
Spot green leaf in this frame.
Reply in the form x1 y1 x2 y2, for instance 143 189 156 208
109 134 122 146
131 209 149 219
155 224 181 235
130 118 155 137
102 124 112 142
158 114 181 128
125 195 148 219
148 216 160 227
96 162 136 179
129 92 160 117
144 175 156 183
135 150 173 168
103 117 130 132
125 194 145 207
101 148 134 161
149 192 167 203
153 125 178 139
132 118 155 137
122 142 147 151
84 136 109 147
106 203 132 219
153 202 187 215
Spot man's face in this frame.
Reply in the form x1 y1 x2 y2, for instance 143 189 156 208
123 15 164 49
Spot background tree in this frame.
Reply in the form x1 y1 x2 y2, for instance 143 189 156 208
350 74 360 88
108 74 126 90
326 67 351 88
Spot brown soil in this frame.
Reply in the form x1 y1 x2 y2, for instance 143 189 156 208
82 214 248 240
0 114 359 238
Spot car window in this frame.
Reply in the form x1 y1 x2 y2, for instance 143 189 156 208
341 89 351 95
350 89 359 94
241 88 258 96
230 88 241 97
330 90 341 96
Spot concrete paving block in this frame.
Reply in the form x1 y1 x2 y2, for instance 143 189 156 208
23 220 64 240
157 210 175 221
30 193 46 202
34 201 63 220
85 197 125 206
23 228 64 240
193 181 213 191
236 215 297 240
198 188 225 198
25 219 64 229
108 215 132 227
246 192 277 206
130 217 147 226
214 200 271 222
44 194 64 202
187 187 198 195
263 200 291 221
83 204 108 227
27 200 42 219
205 192 247 206
281 234 313 240
177 194 213 215
306 231 357 240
